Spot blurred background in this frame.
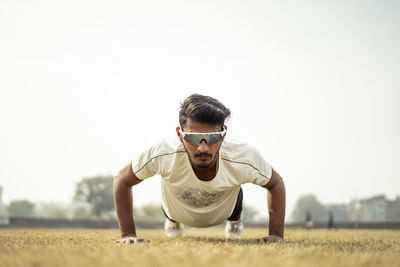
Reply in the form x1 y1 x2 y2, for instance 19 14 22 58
1 0 399 226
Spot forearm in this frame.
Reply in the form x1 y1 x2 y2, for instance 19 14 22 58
267 180 286 238
113 177 137 237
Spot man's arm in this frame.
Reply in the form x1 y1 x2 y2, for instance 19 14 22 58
259 168 286 243
113 162 149 243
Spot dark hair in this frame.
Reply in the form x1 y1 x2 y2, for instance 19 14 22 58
179 94 231 129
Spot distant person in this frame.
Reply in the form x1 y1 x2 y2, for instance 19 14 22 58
305 210 313 230
113 94 286 243
327 210 337 230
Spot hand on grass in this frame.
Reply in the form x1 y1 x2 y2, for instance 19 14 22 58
116 234 150 244
257 235 283 243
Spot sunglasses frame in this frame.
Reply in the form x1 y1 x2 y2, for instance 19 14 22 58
179 128 226 145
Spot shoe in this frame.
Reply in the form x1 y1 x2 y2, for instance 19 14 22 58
164 219 184 237
225 218 243 239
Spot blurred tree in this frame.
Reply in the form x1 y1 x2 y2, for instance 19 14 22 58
291 194 327 222
73 175 114 218
242 203 259 222
35 202 72 219
138 203 165 222
72 203 94 219
7 200 35 217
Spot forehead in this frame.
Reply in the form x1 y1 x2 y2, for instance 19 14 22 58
184 119 221 132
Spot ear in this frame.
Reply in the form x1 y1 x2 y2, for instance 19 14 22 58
222 125 227 141
176 126 184 144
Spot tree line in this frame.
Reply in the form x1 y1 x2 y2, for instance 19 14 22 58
0 176 263 223
5 178 396 223
290 194 349 222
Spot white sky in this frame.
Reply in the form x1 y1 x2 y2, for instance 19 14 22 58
1 0 399 220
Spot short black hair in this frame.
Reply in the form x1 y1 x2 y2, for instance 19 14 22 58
179 94 231 130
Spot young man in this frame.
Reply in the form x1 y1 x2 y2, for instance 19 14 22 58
114 94 286 243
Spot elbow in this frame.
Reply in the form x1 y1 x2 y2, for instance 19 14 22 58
114 172 126 190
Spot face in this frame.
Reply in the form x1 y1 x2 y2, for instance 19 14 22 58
176 119 226 169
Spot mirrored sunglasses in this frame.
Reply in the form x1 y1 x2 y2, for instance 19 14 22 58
179 128 226 145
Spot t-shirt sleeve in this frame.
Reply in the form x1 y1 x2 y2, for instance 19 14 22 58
246 147 272 186
132 143 164 180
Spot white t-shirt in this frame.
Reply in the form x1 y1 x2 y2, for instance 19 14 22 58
132 138 272 228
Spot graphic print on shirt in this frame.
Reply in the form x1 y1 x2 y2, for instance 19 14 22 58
176 186 227 208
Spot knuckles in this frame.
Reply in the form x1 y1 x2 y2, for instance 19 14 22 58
116 237 150 244
256 236 283 243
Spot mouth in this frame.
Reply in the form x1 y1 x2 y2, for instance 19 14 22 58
194 153 212 159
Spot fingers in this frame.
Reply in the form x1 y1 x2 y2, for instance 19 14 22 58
134 238 150 243
257 237 269 243
257 236 283 243
115 237 150 244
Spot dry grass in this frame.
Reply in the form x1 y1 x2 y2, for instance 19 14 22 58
1 228 399 267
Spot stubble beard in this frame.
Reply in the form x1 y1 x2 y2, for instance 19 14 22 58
182 143 222 170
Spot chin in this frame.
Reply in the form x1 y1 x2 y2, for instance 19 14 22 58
196 164 211 169
194 161 212 169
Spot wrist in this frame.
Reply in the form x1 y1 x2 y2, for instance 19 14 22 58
268 230 283 238
121 233 136 238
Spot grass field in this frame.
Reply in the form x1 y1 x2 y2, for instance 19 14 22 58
1 228 399 267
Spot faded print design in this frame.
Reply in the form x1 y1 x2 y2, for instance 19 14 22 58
177 186 227 208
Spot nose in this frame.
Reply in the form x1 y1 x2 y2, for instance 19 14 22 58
197 140 209 153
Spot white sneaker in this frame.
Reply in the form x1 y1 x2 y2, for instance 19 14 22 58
225 218 244 239
164 219 184 237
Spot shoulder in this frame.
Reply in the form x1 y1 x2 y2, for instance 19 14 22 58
220 138 262 162
220 138 272 181
133 137 185 176
145 137 185 156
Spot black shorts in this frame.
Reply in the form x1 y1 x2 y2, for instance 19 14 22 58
227 187 243 221
163 187 243 222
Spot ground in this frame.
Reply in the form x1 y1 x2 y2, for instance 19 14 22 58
0 228 399 267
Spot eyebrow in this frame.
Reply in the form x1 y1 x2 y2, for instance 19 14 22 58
180 129 225 134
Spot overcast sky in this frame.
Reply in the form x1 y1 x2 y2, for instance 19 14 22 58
1 0 399 220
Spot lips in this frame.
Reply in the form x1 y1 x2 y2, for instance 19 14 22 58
194 153 212 158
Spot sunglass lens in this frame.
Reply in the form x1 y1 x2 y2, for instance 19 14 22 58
208 134 222 145
184 133 222 145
